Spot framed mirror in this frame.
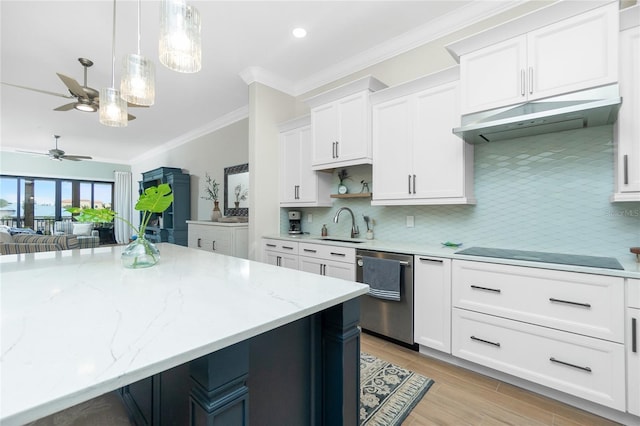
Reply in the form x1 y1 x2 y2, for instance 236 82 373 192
224 163 249 217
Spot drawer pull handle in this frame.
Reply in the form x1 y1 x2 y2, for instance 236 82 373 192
276 256 281 267
266 243 276 248
549 357 591 373
633 317 637 353
330 252 346 257
283 246 294 250
549 298 591 308
470 336 501 347
303 248 317 253
418 258 443 263
470 285 501 293
197 238 202 248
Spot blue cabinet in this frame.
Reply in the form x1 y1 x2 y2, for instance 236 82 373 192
139 167 190 246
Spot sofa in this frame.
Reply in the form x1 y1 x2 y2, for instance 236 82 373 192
54 221 100 249
0 223 99 255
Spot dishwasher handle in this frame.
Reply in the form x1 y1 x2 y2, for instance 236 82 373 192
356 255 411 267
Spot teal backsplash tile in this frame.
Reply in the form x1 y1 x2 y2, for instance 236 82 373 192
281 125 640 259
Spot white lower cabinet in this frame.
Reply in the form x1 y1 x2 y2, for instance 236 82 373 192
452 308 626 411
262 238 299 269
298 242 355 281
451 259 626 411
187 221 248 258
414 256 451 353
628 278 640 416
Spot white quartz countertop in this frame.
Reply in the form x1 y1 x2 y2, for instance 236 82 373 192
264 234 640 279
0 244 368 426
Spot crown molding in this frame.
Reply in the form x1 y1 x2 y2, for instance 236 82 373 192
239 66 297 96
128 105 249 165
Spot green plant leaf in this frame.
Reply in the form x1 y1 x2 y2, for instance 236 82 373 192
136 183 174 213
65 207 115 223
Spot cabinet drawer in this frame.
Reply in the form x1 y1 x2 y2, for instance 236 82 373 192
262 239 299 255
452 308 625 411
629 278 640 309
452 260 624 342
298 242 355 263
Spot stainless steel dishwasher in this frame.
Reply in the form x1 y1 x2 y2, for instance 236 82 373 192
356 249 416 348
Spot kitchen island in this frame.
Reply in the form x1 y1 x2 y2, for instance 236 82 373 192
0 244 369 425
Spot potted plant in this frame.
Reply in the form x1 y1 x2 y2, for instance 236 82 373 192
67 183 174 268
234 184 248 208
337 169 351 195
201 173 221 221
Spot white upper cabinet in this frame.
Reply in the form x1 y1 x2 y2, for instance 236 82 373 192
612 5 640 201
304 76 387 170
279 116 333 207
457 2 619 114
371 67 475 205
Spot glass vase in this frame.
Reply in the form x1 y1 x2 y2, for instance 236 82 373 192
121 236 160 268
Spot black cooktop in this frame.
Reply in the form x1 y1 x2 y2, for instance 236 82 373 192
455 247 624 270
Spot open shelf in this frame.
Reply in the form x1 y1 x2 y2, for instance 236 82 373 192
330 193 372 199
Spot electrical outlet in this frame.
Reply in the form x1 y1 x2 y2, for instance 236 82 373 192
406 216 414 228
307 213 313 223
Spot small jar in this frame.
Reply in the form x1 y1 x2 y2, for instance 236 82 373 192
321 224 328 237
366 229 374 240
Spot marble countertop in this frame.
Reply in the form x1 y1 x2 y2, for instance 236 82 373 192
0 244 368 426
264 234 640 279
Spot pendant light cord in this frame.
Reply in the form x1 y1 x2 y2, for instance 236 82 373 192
136 0 141 55
110 0 116 88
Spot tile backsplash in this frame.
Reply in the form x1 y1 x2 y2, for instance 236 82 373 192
281 125 640 259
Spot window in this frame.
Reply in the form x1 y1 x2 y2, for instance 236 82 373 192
0 175 114 233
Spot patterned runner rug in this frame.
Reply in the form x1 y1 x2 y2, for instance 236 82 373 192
360 352 434 426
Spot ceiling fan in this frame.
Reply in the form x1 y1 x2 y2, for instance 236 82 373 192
19 135 93 162
1 57 138 120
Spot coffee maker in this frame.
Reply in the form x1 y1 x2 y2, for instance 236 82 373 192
288 210 302 235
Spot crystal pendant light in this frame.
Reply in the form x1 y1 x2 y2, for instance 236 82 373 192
159 0 202 73
100 0 128 127
121 0 155 105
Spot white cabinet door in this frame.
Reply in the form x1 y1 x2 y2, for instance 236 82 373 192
628 306 640 416
613 25 640 199
299 256 324 275
371 97 413 201
460 3 618 114
528 4 618 101
414 256 451 353
311 91 371 169
280 128 303 204
296 126 317 203
299 256 355 280
460 36 527 114
413 82 468 200
262 238 298 268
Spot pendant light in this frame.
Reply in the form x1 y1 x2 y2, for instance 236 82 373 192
100 0 128 127
159 0 202 73
121 0 155 106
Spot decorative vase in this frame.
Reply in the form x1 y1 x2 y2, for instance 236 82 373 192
234 201 240 208
121 236 160 269
211 201 222 221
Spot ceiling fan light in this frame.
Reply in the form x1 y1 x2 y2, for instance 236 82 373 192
159 0 201 73
121 53 155 106
99 87 128 127
74 99 98 112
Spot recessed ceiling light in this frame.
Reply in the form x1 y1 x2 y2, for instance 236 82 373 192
292 28 307 38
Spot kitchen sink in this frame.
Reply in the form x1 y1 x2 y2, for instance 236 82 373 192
314 238 366 244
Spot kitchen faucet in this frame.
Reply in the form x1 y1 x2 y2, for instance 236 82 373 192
333 207 359 238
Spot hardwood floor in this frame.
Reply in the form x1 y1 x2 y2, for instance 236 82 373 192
360 333 621 426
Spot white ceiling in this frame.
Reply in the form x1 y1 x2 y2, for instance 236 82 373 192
0 1 517 165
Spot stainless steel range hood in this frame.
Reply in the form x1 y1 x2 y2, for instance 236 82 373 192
453 85 621 144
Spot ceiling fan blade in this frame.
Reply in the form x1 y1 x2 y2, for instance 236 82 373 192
56 73 87 98
16 149 49 156
1 82 74 99
61 155 92 161
128 114 136 121
54 102 76 111
127 103 149 108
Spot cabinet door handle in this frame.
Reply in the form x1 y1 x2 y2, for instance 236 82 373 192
549 298 591 308
303 248 317 253
413 175 416 194
277 256 281 267
528 67 533 95
470 285 501 293
330 252 346 257
335 141 339 158
470 336 501 347
633 317 637 353
197 238 202 248
520 69 525 96
212 241 216 251
624 154 629 185
266 243 276 248
418 257 443 263
408 174 412 194
549 357 591 373
283 246 294 250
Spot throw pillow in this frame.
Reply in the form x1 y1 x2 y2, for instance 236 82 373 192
55 221 74 234
0 229 13 243
73 223 93 236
